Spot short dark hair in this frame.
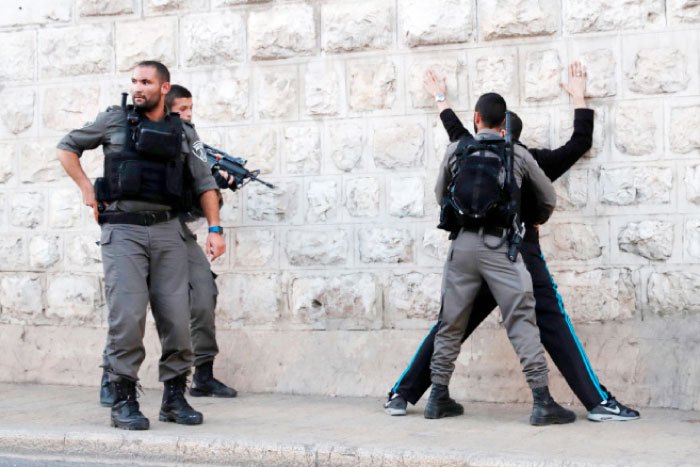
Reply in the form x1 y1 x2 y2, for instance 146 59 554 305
165 84 192 108
136 60 170 83
474 92 507 128
499 111 523 141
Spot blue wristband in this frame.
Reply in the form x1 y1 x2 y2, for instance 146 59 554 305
208 226 224 235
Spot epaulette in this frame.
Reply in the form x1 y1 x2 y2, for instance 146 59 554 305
106 105 123 112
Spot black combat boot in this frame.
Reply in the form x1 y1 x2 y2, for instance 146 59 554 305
110 379 149 430
424 384 465 419
530 386 577 426
160 374 204 425
100 370 116 407
190 361 237 398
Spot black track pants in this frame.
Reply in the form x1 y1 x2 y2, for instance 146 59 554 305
391 241 609 411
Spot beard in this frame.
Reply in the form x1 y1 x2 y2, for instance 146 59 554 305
133 94 159 111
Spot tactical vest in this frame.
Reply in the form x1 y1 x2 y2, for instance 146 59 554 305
95 106 190 210
438 135 520 233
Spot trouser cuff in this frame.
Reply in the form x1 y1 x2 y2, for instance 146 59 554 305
527 375 549 389
430 373 451 386
193 356 216 368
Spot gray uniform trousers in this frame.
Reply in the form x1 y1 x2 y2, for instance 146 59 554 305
182 221 220 367
430 229 549 389
101 218 193 382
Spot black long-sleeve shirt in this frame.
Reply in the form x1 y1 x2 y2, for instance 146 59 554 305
439 108 594 242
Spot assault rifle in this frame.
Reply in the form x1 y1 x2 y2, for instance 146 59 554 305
504 110 526 262
202 143 275 190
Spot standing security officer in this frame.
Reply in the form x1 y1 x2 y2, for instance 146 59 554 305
425 92 575 425
57 61 225 430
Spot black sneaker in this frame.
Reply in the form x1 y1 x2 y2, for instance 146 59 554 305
588 396 640 422
383 392 407 416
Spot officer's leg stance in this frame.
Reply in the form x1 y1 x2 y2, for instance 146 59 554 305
185 230 219 368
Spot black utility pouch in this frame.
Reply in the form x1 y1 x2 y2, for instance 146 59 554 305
164 158 184 197
118 160 142 196
136 120 182 160
94 177 110 201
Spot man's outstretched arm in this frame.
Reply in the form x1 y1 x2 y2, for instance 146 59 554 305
530 61 593 182
423 70 471 142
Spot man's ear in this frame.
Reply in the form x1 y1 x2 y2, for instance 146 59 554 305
500 129 506 136
161 81 171 96
474 111 482 126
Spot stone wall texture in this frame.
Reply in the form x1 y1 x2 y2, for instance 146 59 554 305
0 0 699 411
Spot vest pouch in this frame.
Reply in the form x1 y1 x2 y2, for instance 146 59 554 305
135 120 182 161
117 160 142 197
94 177 110 202
164 158 184 197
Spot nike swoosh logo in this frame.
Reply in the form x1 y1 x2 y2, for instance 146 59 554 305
604 405 621 414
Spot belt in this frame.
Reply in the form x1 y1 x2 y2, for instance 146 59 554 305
98 210 177 226
460 225 507 238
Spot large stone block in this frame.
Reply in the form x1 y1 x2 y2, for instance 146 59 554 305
0 31 36 81
348 61 397 112
46 274 102 323
600 167 672 206
386 272 441 327
479 0 559 40
39 25 112 79
322 1 392 53
358 228 413 264
327 123 364 172
18 141 64 184
216 273 282 326
10 192 44 229
289 273 379 329
550 268 636 322
470 53 517 104
303 62 342 116
518 112 550 149
389 177 424 218
49 189 81 229
0 88 34 135
684 220 700 260
225 127 276 174
344 177 379 218
554 169 588 211
373 124 424 169
116 18 177 71
42 86 100 133
422 228 450 262
648 271 700 317
234 229 275 268
144 0 207 15
0 1 71 27
668 0 700 23
248 4 316 60
626 48 690 94
0 274 44 320
558 106 606 158
614 103 657 155
64 235 102 272
29 236 61 269
407 57 463 110
524 50 562 102
195 77 249 122
686 165 700 205
669 106 700 154
214 0 273 6
284 126 320 175
540 223 603 261
563 0 664 33
257 68 298 119
246 182 298 223
79 0 136 16
400 0 474 47
285 230 349 266
580 49 617 98
0 236 27 270
181 13 245 67
618 220 674 260
306 179 338 222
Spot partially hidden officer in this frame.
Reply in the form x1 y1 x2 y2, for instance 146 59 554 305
57 61 225 430
425 92 575 425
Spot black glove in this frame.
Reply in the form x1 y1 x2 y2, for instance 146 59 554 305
211 165 239 191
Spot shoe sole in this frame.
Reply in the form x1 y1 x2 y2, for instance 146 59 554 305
189 388 237 398
384 406 407 416
529 415 576 426
424 406 464 419
587 413 640 422
110 418 149 430
159 410 204 425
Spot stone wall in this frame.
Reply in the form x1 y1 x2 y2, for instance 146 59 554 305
0 0 699 411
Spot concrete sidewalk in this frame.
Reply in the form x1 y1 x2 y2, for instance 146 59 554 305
0 384 698 467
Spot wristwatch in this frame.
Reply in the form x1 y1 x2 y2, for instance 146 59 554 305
208 226 224 235
435 93 446 102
